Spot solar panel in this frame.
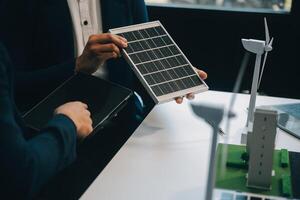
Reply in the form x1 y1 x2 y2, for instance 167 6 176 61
109 21 208 104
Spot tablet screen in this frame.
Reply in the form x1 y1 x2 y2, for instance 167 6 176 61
23 73 132 131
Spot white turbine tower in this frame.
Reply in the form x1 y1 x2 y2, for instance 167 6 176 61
242 18 274 130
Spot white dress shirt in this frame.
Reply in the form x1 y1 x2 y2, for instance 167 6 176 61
67 0 107 78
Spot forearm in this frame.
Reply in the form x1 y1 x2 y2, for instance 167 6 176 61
26 114 77 195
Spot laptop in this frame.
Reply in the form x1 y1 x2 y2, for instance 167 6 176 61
23 73 133 133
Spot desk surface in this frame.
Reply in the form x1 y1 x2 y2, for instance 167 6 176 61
80 91 300 200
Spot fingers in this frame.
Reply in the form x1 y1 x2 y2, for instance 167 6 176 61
98 52 119 61
86 125 93 134
84 109 91 117
83 116 93 132
80 102 88 109
78 102 91 117
88 33 127 48
86 34 126 62
90 43 121 57
80 124 93 136
82 114 93 135
174 67 207 104
115 34 128 43
75 33 128 74
175 94 194 104
192 67 208 80
55 101 94 138
186 93 195 100
198 70 208 80
79 103 93 136
175 97 183 104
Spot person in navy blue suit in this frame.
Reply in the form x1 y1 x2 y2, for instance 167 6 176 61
0 43 94 199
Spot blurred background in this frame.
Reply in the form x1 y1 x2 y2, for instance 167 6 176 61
144 0 299 99
147 0 292 12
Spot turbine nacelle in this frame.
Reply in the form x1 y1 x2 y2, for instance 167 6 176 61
242 39 266 55
242 18 274 90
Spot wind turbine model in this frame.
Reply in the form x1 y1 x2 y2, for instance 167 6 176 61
242 18 274 131
190 104 224 200
242 18 279 190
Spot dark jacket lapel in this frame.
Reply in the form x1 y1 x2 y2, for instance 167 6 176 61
101 0 133 32
32 0 75 68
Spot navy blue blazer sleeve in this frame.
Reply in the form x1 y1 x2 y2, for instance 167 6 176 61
0 45 77 199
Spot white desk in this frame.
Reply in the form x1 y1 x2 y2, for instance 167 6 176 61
81 91 300 200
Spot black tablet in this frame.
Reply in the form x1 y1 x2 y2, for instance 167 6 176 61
23 73 133 133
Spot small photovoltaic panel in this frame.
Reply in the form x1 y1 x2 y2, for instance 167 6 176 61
109 21 208 104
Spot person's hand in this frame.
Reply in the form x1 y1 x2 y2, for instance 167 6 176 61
175 68 208 104
75 33 128 74
55 102 93 139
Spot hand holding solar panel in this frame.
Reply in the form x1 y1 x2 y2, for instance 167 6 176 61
110 21 208 104
76 34 128 74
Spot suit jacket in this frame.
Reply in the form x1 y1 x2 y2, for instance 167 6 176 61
0 43 77 199
0 0 151 112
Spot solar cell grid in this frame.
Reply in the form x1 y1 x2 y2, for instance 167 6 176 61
109 21 208 103
124 29 198 93
122 27 198 92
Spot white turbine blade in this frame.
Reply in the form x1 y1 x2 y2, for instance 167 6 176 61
258 37 273 89
258 51 268 89
264 18 270 44
268 37 274 47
